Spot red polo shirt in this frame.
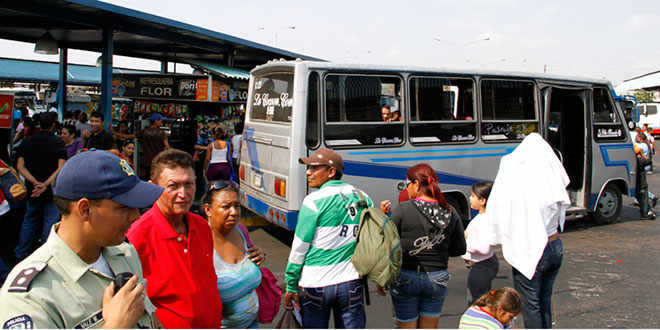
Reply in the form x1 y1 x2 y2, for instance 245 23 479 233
127 203 222 328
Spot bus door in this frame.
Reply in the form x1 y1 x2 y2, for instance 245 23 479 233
542 85 591 208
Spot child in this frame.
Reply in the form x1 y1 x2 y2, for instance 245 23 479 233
462 181 500 305
462 181 499 304
459 287 522 329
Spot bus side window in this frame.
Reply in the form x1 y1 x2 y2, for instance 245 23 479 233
324 74 404 147
306 72 320 149
409 76 476 144
593 87 625 141
480 79 538 142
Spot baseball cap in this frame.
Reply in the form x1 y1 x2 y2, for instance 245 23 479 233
298 148 344 172
150 113 165 122
54 150 163 208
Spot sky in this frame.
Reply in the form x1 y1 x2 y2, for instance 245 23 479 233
1 0 659 86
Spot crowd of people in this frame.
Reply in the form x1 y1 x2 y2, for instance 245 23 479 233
632 124 658 220
0 108 642 329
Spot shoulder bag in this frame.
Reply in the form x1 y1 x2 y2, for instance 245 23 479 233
237 222 282 324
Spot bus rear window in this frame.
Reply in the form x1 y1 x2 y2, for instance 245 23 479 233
250 72 294 123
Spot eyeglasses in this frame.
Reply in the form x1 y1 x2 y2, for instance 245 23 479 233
208 180 239 193
405 180 414 188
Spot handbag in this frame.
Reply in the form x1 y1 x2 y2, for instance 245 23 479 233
0 160 26 204
237 223 282 324
275 308 301 329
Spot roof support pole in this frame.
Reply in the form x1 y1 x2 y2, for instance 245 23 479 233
57 48 68 121
100 28 113 129
161 60 168 73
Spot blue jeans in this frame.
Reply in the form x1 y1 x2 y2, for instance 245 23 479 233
513 238 563 329
14 198 60 260
300 279 365 328
390 268 449 322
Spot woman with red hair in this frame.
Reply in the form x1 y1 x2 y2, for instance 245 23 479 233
379 163 466 328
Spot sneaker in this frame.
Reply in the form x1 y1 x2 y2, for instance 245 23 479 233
642 212 657 220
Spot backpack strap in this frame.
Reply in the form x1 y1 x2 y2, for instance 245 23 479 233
236 222 254 249
355 189 368 208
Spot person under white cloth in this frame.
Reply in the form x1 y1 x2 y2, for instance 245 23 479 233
486 132 570 329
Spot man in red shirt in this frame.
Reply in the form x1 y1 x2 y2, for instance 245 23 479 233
127 149 222 328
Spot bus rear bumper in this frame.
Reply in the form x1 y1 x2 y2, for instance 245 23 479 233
239 190 299 231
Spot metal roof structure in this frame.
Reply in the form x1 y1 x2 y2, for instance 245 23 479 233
615 70 660 94
0 57 157 85
0 0 323 71
185 59 250 80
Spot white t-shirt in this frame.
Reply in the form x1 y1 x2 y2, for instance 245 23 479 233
90 253 114 278
462 213 495 262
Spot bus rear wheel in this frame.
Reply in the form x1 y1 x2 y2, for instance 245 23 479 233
592 185 622 225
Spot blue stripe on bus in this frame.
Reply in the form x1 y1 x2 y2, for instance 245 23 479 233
369 151 515 163
348 146 515 155
599 144 633 182
244 127 261 170
343 160 485 186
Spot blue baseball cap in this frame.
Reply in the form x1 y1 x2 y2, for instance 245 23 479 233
150 113 165 122
54 150 163 208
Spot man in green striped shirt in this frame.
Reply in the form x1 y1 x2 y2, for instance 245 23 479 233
284 148 373 328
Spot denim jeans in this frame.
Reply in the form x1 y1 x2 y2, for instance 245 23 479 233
513 238 563 329
14 198 60 260
390 268 449 322
300 279 365 328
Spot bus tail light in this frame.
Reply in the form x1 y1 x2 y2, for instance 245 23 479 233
274 178 286 198
239 165 245 181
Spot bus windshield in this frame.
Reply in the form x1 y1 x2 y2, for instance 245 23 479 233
250 71 294 123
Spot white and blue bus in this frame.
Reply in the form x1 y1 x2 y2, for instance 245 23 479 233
238 60 637 230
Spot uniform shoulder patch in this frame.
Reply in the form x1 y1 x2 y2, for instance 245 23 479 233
3 314 33 329
7 262 47 293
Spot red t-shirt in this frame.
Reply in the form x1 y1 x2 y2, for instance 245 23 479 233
127 203 222 328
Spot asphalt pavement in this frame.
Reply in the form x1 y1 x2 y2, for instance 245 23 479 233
250 160 660 329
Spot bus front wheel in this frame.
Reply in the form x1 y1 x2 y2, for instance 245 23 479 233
592 185 622 225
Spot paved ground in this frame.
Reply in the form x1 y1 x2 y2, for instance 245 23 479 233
249 164 660 328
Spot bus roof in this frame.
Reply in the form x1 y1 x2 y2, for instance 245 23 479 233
252 59 612 86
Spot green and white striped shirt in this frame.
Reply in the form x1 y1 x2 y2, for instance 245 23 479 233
285 180 373 292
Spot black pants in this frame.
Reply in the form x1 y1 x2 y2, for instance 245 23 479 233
636 161 651 217
467 255 499 305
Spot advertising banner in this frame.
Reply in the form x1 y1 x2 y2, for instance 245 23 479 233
113 74 204 100
0 95 14 128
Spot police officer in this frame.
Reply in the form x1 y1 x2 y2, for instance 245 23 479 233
0 150 164 329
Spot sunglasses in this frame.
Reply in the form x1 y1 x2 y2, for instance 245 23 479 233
208 180 239 193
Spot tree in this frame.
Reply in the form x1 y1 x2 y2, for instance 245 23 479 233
633 90 654 103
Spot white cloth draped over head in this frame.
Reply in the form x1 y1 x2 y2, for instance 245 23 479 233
486 133 570 280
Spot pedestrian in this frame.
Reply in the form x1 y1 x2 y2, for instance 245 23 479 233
203 180 266 328
379 163 466 329
284 148 372 328
634 133 655 220
486 133 569 329
126 149 223 328
231 122 244 174
462 181 499 305
120 140 136 170
82 111 117 154
60 124 83 159
135 114 170 178
458 287 522 329
75 111 90 137
204 125 232 183
0 150 164 328
14 112 66 261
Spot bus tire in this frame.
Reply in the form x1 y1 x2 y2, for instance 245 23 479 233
446 195 468 227
592 185 622 225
